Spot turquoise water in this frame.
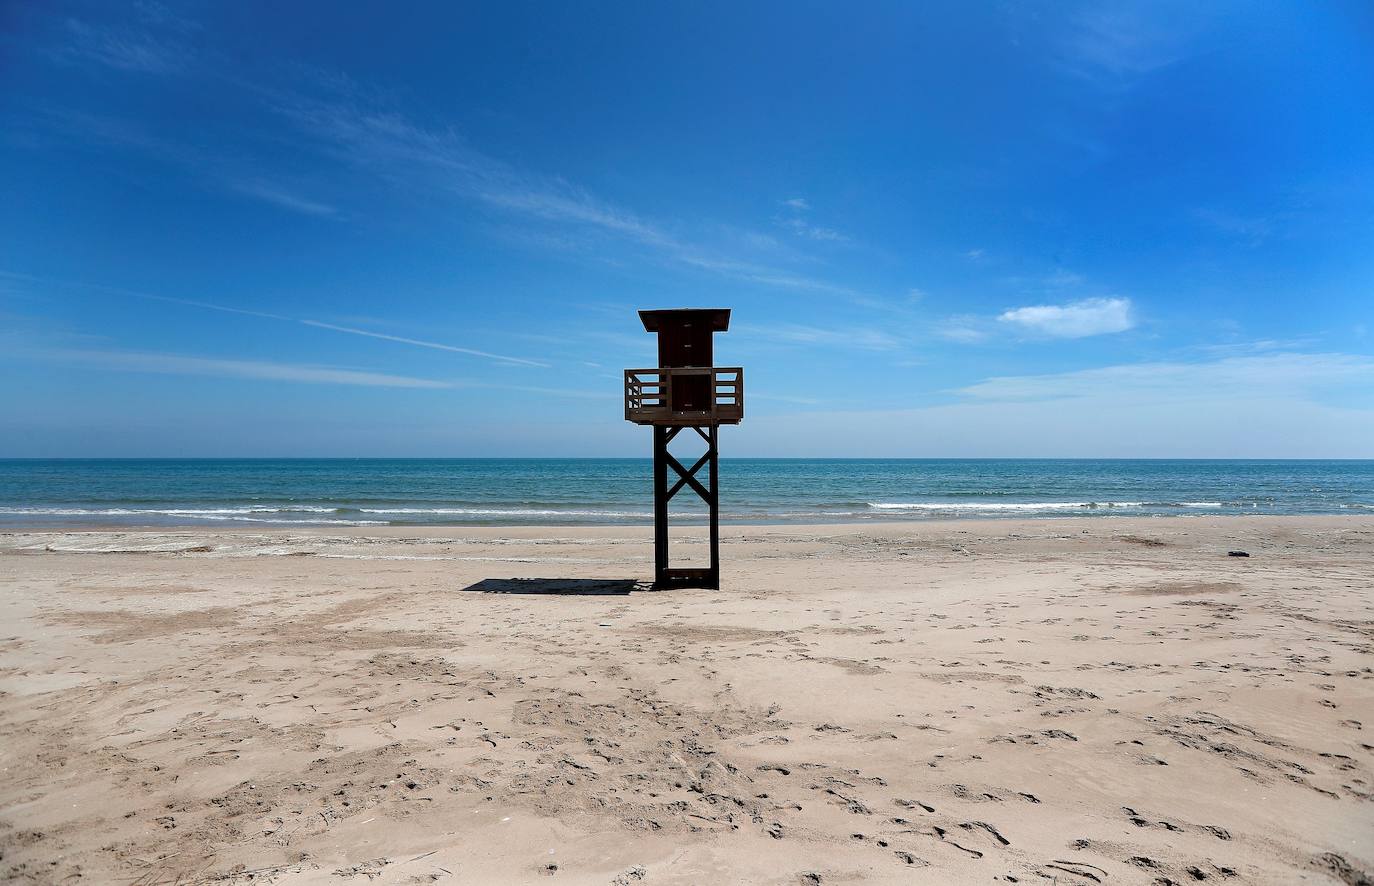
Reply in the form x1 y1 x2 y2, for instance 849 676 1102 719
0 459 1371 527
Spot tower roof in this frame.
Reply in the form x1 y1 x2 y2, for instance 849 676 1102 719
638 308 730 332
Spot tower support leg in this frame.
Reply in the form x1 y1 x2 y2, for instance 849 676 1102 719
651 424 720 590
708 424 720 589
653 425 669 582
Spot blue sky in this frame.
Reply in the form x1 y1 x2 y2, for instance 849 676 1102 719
2 1 1372 457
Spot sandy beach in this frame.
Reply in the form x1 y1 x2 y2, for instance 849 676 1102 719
1 516 1371 884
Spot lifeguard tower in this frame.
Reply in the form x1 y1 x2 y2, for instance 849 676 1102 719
624 308 743 589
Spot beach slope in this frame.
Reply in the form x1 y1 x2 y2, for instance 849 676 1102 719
1 517 1371 884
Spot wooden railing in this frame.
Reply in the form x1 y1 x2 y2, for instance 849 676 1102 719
624 366 743 425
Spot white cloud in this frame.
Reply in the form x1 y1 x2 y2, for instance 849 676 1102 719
782 197 810 210
998 297 1134 338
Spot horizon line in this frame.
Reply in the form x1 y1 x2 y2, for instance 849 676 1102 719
3 456 1373 463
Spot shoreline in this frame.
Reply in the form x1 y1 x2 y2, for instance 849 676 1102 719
2 513 1373 556
4 510 1374 537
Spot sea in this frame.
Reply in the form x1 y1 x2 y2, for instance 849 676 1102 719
1 458 1371 529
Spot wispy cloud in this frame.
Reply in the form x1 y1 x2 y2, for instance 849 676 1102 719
775 197 849 242
43 348 453 388
1043 269 1086 288
738 323 900 351
746 352 1374 458
936 321 989 344
1193 207 1277 245
1053 4 1203 89
271 92 671 244
998 296 1134 338
230 180 339 218
39 109 339 219
488 383 612 401
29 345 615 398
750 392 822 406
748 349 1374 457
1195 338 1320 357
668 253 865 299
268 88 865 297
956 352 1374 402
31 43 869 298
57 3 197 75
60 19 186 73
777 215 849 242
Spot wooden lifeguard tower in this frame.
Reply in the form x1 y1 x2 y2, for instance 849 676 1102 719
624 308 743 589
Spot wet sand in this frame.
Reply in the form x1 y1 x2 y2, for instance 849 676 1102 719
1 517 1371 884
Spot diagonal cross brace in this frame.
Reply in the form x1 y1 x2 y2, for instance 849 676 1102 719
650 423 721 590
665 449 713 503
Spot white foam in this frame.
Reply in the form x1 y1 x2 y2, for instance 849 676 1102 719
862 500 1245 512
0 506 341 516
867 501 1141 511
357 507 655 518
202 516 388 525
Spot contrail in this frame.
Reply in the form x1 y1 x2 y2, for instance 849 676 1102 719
300 320 549 367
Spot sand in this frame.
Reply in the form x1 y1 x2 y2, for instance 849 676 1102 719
1 516 1371 885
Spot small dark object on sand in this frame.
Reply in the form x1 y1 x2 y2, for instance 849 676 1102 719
1227 550 1250 557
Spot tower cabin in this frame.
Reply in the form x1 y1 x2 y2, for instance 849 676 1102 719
624 309 743 426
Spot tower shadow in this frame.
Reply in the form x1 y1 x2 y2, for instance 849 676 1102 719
460 578 651 596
